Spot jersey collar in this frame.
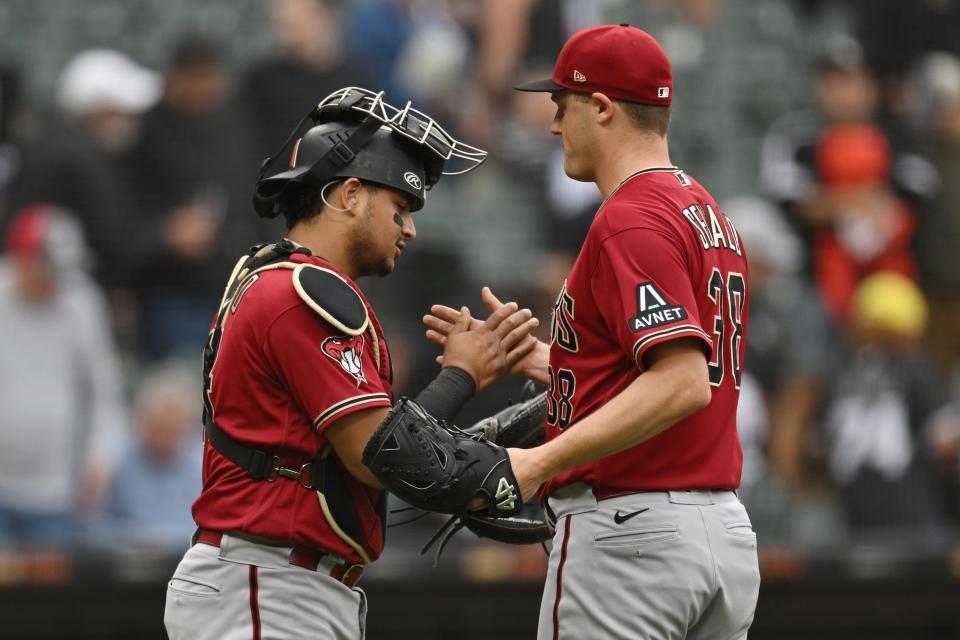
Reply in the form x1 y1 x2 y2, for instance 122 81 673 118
604 166 680 204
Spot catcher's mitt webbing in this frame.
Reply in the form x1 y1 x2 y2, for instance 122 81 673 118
362 398 522 517
420 502 554 566
465 389 547 449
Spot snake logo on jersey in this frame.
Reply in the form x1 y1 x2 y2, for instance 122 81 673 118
322 334 367 386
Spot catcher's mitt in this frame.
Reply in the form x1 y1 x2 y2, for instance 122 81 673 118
420 501 553 566
464 380 546 448
362 398 522 517
418 384 552 565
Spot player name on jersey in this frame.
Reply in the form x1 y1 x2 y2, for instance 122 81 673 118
681 203 742 255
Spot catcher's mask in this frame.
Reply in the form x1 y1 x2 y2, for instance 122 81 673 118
253 87 487 216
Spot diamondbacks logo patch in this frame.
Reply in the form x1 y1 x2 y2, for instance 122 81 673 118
628 282 687 332
322 334 366 386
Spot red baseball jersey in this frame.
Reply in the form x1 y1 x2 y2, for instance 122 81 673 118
541 167 749 498
192 253 393 564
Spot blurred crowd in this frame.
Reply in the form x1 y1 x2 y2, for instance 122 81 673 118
0 0 959 567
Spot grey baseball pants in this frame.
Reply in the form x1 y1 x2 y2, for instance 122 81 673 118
538 484 760 640
164 533 367 640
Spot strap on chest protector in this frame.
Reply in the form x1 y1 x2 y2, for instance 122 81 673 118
200 241 386 562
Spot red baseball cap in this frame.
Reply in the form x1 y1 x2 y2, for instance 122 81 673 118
5 204 92 271
515 24 672 106
5 204 52 258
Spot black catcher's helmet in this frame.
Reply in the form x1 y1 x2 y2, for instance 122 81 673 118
253 87 486 216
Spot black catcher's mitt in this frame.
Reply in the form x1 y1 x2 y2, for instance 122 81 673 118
463 381 546 448
362 398 522 517
419 384 553 565
420 501 553 565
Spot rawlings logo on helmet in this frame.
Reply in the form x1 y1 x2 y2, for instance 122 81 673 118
322 334 366 386
404 171 422 190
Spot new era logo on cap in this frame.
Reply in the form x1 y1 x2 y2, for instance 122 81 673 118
573 70 587 83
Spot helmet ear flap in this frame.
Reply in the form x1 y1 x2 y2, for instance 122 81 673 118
253 180 288 218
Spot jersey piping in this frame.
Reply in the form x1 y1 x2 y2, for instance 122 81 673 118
313 393 392 431
631 324 712 365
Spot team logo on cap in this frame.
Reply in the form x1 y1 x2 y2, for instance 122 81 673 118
322 334 366 386
658 87 670 98
573 70 587 83
404 171 422 190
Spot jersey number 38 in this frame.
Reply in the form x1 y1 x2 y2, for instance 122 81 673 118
706 267 746 389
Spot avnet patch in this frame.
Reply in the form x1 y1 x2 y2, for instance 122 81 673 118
628 282 688 331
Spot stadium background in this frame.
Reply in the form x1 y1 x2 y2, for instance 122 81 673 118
1 0 960 637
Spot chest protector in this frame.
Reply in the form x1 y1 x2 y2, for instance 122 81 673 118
201 240 387 563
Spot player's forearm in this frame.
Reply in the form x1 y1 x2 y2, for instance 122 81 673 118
534 352 710 482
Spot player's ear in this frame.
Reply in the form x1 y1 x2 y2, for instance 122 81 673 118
340 178 364 212
592 93 615 124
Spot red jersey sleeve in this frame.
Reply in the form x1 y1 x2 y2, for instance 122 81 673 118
264 304 392 432
591 227 712 369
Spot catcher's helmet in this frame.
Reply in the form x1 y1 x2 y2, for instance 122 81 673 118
254 87 486 217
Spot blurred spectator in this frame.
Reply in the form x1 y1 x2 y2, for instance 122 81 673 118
344 0 415 102
904 52 960 382
820 272 957 542
463 0 567 144
0 205 125 549
240 0 374 164
612 0 812 200
125 35 260 360
346 0 476 109
856 0 960 115
0 65 23 217
728 195 845 545
98 362 201 552
758 38 881 268
810 123 917 321
491 80 599 306
5 49 160 289
725 196 838 492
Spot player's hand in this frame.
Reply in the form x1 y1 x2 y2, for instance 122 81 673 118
505 447 547 504
424 287 548 383
438 302 539 393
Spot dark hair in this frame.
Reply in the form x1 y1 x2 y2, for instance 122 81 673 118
571 92 671 136
278 180 381 230
278 183 325 230
169 35 224 70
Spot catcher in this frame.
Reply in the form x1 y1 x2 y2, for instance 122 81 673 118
163 87 540 640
